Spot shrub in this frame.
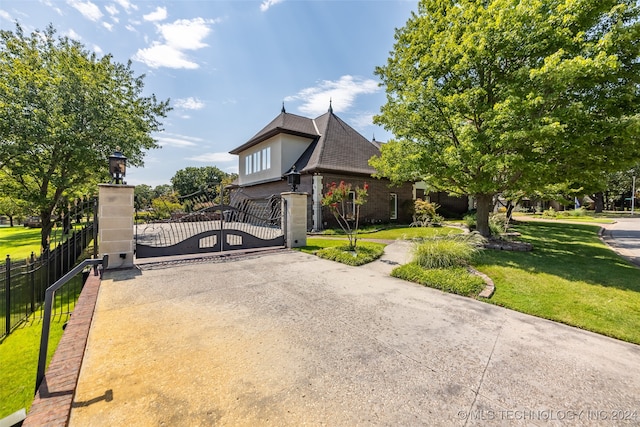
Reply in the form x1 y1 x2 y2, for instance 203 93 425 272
316 243 384 266
542 207 557 218
463 213 476 230
413 199 443 227
412 237 479 269
565 207 588 217
391 264 485 297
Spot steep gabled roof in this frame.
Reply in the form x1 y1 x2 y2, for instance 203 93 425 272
295 110 380 176
229 110 319 154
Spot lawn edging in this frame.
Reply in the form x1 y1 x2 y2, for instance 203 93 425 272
23 272 102 427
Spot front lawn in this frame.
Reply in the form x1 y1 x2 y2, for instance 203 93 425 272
0 314 66 418
0 224 86 260
475 222 640 345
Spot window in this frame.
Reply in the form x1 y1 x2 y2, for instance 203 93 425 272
245 155 252 174
253 151 261 172
245 147 271 175
389 193 398 220
346 191 356 220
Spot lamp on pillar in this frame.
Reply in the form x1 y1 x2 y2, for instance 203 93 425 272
108 148 127 184
284 166 300 192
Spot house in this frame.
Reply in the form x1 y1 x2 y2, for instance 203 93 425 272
228 103 467 231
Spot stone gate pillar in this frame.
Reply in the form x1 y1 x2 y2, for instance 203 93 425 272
281 192 308 248
98 184 135 269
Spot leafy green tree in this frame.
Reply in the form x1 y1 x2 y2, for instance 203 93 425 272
371 0 640 236
0 194 29 227
0 24 170 250
153 184 174 199
134 184 155 210
170 166 230 197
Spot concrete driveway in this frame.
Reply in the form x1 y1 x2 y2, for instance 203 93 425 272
69 247 640 426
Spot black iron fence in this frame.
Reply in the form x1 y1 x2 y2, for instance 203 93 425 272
0 197 98 340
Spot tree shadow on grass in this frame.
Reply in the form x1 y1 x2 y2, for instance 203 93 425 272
476 222 640 292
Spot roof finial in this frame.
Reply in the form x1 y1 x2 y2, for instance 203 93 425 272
372 133 376 142
328 98 333 113
281 101 286 113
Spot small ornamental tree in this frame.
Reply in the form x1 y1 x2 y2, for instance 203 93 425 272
322 181 368 250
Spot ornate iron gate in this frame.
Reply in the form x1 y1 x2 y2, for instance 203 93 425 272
135 186 284 258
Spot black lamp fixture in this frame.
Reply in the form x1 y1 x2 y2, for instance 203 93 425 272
284 166 301 192
108 148 127 184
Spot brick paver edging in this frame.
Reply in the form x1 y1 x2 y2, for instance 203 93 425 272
23 271 102 427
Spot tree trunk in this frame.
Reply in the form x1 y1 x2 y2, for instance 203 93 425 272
8 216 13 227
475 194 494 237
40 211 53 254
594 192 604 213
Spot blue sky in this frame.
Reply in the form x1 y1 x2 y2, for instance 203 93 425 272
0 0 417 187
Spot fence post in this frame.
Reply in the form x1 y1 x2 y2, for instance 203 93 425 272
5 255 11 335
29 252 35 313
281 192 308 248
93 197 98 260
98 184 135 269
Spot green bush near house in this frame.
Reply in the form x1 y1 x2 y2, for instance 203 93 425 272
392 264 485 297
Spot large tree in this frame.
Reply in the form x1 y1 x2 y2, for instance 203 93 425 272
171 166 237 197
170 166 229 197
371 0 640 236
0 24 170 250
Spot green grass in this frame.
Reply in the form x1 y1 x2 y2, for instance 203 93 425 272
392 264 485 297
298 238 386 266
513 212 616 224
0 224 86 260
316 243 385 266
314 225 463 240
474 222 640 344
412 238 479 269
0 312 67 418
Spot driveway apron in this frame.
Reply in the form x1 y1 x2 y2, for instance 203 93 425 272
69 249 640 426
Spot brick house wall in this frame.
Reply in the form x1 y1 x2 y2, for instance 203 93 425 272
229 173 414 231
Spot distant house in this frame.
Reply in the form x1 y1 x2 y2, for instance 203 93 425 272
229 103 468 231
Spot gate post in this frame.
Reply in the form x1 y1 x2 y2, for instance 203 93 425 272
98 184 135 269
281 192 308 248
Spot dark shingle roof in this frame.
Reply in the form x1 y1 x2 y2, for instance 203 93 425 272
295 111 380 176
229 111 319 154
230 107 381 176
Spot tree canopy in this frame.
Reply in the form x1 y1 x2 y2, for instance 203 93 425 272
371 0 640 236
170 166 230 197
0 24 170 249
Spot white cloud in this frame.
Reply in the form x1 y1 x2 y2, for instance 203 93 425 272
105 4 118 16
186 153 236 163
42 0 64 15
350 112 376 130
285 75 380 116
103 22 113 31
93 44 103 55
143 6 167 22
175 97 205 110
125 24 137 32
133 17 217 69
65 28 82 41
67 0 103 22
0 9 12 21
133 44 199 69
260 0 284 12
114 0 137 13
155 133 203 148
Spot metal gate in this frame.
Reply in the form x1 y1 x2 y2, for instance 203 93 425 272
135 186 284 258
